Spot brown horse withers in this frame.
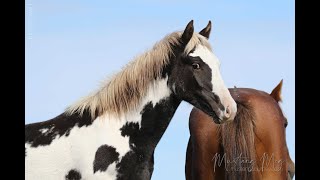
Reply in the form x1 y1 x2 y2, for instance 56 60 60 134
185 80 295 180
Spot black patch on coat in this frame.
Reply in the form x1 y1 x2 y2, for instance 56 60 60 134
93 145 119 173
25 109 94 147
116 94 181 180
65 169 81 180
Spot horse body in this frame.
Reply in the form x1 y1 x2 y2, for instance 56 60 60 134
26 78 178 179
26 20 238 179
186 81 295 180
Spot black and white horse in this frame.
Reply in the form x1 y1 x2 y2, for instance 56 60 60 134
25 20 237 180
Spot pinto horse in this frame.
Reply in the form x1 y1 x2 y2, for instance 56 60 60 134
25 20 238 180
186 80 295 180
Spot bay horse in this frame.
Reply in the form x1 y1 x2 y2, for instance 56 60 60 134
25 20 238 180
185 80 295 180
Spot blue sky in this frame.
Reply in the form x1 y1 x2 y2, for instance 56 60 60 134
25 0 294 179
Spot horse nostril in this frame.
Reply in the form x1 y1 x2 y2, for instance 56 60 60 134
225 106 231 118
226 106 230 114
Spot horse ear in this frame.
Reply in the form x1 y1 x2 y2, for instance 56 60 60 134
181 20 194 45
270 79 283 102
199 20 211 39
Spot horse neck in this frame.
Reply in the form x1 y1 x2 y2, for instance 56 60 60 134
100 76 181 149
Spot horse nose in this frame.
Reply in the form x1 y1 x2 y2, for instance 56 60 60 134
220 106 231 120
219 101 237 123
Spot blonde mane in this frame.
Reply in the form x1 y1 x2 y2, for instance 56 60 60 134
65 31 211 118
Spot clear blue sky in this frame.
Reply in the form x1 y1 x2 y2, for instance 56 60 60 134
25 0 294 179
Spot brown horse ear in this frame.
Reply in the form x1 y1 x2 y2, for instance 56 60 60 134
181 20 194 45
270 79 283 102
199 20 211 39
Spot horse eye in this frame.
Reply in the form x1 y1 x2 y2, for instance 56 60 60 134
192 63 200 69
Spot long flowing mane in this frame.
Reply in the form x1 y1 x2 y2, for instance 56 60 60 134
66 31 211 118
219 102 256 180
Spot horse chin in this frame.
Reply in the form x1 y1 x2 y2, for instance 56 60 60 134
207 111 223 124
209 108 234 124
192 91 228 124
195 100 223 124
212 118 221 124
210 110 235 124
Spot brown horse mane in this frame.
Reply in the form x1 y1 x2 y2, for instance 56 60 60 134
219 101 256 180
